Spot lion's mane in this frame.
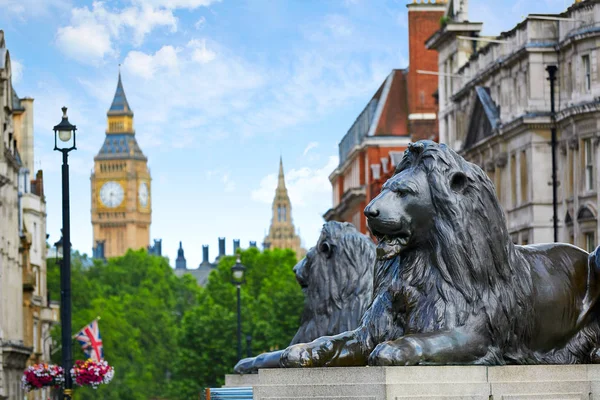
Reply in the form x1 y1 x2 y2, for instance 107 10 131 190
290 221 376 345
367 141 535 359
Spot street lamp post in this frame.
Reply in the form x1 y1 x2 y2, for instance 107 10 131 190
546 65 559 242
53 107 77 400
246 335 252 358
231 256 246 361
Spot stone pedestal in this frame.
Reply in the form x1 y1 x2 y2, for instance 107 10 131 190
252 365 600 400
224 373 259 388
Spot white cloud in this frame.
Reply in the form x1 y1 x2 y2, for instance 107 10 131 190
132 0 221 9
303 142 319 156
251 156 338 208
123 45 180 79
56 22 114 65
325 15 353 37
10 59 23 84
223 173 235 192
194 16 206 29
55 1 178 64
0 0 69 19
187 39 216 64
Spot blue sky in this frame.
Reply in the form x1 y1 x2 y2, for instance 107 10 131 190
1 0 569 266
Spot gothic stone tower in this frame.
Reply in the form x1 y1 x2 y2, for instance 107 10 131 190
263 158 305 259
90 73 151 258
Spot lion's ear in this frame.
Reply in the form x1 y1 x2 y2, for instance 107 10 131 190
450 172 468 193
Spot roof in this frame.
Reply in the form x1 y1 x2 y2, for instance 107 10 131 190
108 72 133 116
94 133 147 161
12 87 24 112
463 86 500 149
338 69 409 165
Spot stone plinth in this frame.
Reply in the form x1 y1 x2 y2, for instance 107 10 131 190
252 365 600 400
224 373 259 388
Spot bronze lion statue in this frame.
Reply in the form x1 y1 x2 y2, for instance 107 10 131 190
281 140 600 367
234 221 376 374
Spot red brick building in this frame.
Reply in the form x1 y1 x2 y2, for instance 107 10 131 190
323 0 445 235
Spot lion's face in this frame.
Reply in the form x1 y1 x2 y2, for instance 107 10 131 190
293 229 333 293
365 168 434 259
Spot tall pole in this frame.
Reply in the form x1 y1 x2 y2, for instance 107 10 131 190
61 150 73 399
236 285 242 361
547 65 559 243
246 335 252 358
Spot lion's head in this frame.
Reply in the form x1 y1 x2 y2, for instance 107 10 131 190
290 221 376 345
365 140 523 305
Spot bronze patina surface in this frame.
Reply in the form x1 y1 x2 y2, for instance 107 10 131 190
281 140 600 368
234 221 376 374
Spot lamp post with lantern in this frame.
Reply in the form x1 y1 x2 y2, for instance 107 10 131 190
53 107 77 400
231 256 246 361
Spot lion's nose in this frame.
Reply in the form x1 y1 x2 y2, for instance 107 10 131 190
364 205 380 218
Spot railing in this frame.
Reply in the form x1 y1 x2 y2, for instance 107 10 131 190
205 387 253 400
339 98 378 165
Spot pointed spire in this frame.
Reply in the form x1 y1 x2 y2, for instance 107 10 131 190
175 241 187 269
277 156 286 190
108 70 133 116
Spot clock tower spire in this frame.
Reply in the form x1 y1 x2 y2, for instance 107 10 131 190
262 157 305 259
91 73 151 258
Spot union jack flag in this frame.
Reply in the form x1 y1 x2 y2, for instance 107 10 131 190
74 319 104 361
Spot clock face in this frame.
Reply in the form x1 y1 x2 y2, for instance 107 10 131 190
99 181 124 208
139 182 149 207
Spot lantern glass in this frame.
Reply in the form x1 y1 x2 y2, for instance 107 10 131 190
58 129 72 142
233 269 244 281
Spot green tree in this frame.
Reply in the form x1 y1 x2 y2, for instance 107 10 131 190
48 249 200 400
47 247 303 399
169 247 303 399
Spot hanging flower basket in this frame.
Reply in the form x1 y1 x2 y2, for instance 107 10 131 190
71 359 114 389
21 364 65 392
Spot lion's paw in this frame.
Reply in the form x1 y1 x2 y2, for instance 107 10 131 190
234 357 257 374
280 345 314 368
368 341 419 366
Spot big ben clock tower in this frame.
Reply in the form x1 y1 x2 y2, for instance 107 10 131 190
91 73 151 258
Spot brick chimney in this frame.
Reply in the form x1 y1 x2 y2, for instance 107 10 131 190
233 239 240 254
202 245 209 265
217 237 226 259
407 0 445 142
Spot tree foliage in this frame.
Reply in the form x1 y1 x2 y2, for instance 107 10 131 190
168 247 303 399
47 247 303 399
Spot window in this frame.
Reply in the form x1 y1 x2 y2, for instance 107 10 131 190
583 55 591 91
567 61 572 94
520 150 528 204
584 138 594 191
283 206 287 222
510 154 517 207
33 222 37 253
35 267 40 296
448 55 455 95
33 320 39 353
585 232 595 252
567 149 574 197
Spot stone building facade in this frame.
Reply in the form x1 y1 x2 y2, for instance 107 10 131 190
427 0 600 250
0 30 58 400
324 0 445 236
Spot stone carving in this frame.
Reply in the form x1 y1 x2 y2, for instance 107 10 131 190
234 221 376 374
494 151 508 168
281 140 600 368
